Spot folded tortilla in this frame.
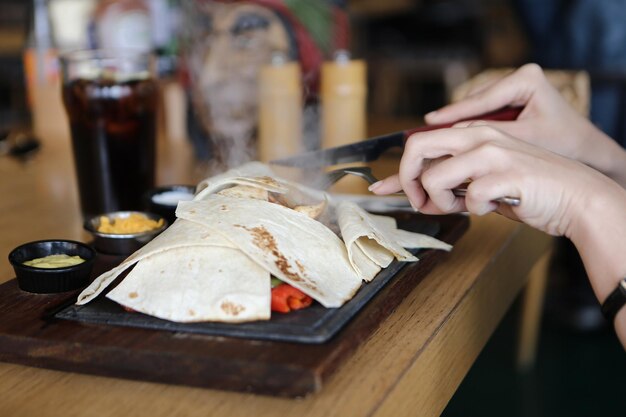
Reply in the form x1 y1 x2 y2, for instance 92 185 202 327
176 196 363 308
384 227 453 251
197 161 276 188
337 201 451 281
194 162 288 201
77 164 453 323
76 219 236 305
106 246 270 322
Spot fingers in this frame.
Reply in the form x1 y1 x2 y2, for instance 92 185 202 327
417 144 507 214
462 76 501 99
368 131 463 207
453 119 537 143
397 126 503 210
418 157 481 213
463 174 521 215
368 173 401 195
370 113 601 238
370 125 525 216
425 63 545 125
397 151 427 209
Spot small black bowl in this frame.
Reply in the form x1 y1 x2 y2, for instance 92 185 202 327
143 185 195 225
8 240 96 293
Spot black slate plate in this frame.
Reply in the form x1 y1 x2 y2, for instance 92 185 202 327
56 218 439 344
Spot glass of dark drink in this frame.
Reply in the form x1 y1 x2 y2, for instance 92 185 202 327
60 49 158 219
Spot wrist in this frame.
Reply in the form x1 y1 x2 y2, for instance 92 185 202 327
567 183 626 302
605 147 626 189
577 122 626 187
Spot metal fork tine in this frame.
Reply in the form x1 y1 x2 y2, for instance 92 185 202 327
315 167 377 190
336 166 378 185
312 167 376 190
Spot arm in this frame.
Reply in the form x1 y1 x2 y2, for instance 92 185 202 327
569 182 626 346
425 64 626 188
369 125 626 347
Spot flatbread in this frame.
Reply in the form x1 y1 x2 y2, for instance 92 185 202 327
337 201 415 281
76 219 236 305
176 196 363 308
386 228 453 251
337 201 451 281
77 164 453 323
217 184 269 200
293 198 327 219
363 211 452 251
195 162 288 200
194 176 288 201
106 246 270 323
197 161 276 188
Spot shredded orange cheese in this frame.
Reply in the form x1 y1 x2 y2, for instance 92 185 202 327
98 213 164 234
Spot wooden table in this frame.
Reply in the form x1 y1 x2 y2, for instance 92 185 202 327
0 84 552 417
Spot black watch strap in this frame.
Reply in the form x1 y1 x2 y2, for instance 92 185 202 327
601 278 626 323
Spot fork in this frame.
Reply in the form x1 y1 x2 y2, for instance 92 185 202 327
317 166 521 207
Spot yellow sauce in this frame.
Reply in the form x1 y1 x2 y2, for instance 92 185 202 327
23 254 85 269
98 213 164 234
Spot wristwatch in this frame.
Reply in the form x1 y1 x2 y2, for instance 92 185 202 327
601 277 626 323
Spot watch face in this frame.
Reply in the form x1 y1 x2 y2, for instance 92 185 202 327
620 278 626 293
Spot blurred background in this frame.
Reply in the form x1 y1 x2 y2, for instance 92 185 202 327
1 1 624 415
0 0 531 156
6 0 626 143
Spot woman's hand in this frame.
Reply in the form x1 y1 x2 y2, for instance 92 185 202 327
424 64 626 187
370 124 623 239
370 124 626 324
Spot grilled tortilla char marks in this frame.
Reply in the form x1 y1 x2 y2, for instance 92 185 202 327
221 301 245 316
235 224 319 291
255 176 281 187
268 192 290 208
295 260 305 275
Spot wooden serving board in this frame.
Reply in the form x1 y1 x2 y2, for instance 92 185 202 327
0 213 469 397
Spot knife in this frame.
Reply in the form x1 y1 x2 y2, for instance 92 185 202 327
270 107 523 168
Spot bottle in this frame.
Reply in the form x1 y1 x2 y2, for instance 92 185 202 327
321 50 367 193
23 0 66 139
149 0 181 77
257 52 303 163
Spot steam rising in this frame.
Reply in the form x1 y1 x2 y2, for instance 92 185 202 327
182 1 334 185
